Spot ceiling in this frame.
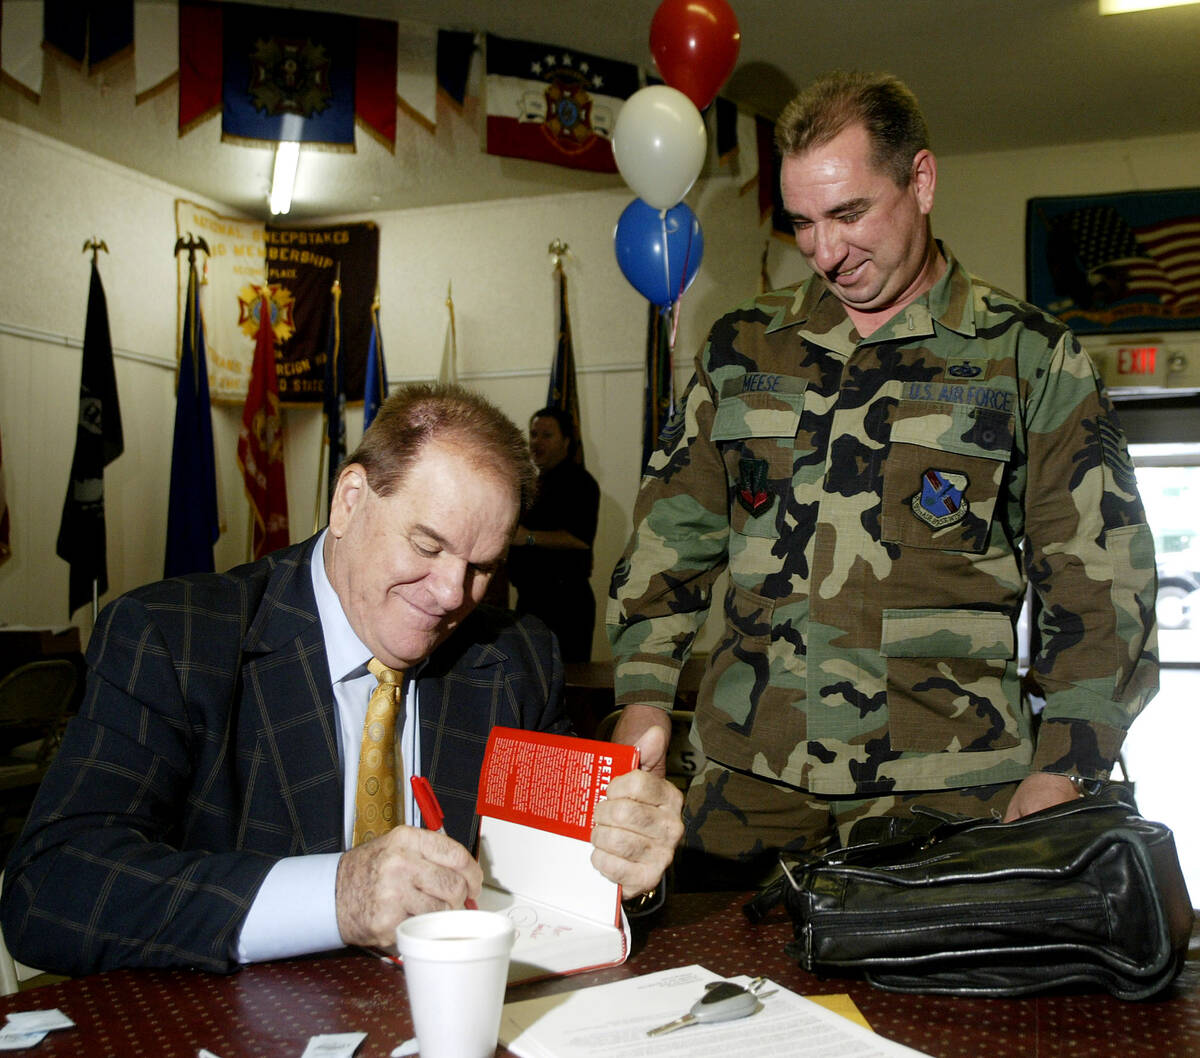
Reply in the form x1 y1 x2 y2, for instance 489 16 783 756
3 0 1199 220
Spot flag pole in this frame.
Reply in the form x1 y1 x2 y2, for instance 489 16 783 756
312 439 327 534
314 265 343 532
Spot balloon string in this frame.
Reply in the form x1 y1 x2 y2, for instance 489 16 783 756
659 210 672 317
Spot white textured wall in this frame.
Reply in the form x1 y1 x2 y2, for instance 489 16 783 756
3 114 1199 657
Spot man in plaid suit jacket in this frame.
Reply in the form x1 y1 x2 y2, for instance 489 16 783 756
1 385 682 975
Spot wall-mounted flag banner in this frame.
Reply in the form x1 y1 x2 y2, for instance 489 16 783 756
437 29 476 109
179 1 399 149
1027 188 1200 334
135 0 179 104
222 2 355 147
43 0 133 72
1 1 44 102
179 0 224 134
355 15 398 150
395 20 439 134
485 33 638 173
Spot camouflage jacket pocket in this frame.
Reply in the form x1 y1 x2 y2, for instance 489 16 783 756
880 608 1023 753
712 383 807 539
723 580 776 642
881 400 1015 555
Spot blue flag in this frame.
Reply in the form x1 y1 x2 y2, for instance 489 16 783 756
323 277 346 513
56 258 124 616
165 257 220 577
363 297 387 431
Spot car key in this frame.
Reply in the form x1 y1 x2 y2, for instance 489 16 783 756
646 981 761 1037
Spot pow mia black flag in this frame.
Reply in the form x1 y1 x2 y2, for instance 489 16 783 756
57 259 124 616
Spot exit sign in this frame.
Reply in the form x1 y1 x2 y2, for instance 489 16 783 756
1116 345 1159 376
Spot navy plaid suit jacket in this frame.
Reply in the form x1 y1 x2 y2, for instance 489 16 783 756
0 537 567 975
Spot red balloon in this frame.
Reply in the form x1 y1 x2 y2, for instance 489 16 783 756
650 0 741 112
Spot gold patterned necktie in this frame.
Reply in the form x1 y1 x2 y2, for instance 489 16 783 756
352 658 405 846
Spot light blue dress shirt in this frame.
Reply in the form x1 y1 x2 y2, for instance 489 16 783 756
236 531 422 962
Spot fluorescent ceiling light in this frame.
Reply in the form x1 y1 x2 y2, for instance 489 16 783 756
269 141 300 215
1100 0 1200 13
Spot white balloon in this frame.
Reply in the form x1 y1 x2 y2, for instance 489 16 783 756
613 85 708 211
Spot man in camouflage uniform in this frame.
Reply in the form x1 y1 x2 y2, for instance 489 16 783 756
606 71 1158 887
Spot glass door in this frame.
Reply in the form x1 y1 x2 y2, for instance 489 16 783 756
1121 445 1200 899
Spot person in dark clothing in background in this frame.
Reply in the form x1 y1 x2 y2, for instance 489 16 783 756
508 407 600 662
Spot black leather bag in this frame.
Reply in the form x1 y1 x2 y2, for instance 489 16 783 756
761 786 1194 1000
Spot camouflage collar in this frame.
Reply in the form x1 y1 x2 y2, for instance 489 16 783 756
764 242 978 351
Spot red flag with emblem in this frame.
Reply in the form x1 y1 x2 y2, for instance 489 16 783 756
237 292 290 559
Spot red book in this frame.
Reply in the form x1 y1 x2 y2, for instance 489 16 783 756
474 727 639 983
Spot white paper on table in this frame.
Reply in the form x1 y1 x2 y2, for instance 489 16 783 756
299 1033 367 1057
3 1011 73 1033
499 965 934 1058
0 1028 47 1051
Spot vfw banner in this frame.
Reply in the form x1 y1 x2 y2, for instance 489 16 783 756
266 222 379 402
175 201 378 403
175 201 265 403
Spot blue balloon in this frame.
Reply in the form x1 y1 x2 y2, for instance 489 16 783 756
614 198 704 306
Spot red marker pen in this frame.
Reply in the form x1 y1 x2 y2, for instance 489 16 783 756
410 775 445 832
410 776 478 909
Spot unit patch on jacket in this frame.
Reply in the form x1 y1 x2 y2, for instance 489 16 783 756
737 457 773 516
910 469 969 528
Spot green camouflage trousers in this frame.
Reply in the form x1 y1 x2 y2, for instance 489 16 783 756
681 759 1019 873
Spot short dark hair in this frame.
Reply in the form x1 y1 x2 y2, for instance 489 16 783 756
775 71 931 187
344 382 537 511
529 406 575 442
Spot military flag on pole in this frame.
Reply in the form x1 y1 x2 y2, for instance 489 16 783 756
439 283 458 385
165 251 220 577
57 256 124 617
546 258 583 465
323 273 345 511
237 290 290 559
362 294 387 431
642 304 676 472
